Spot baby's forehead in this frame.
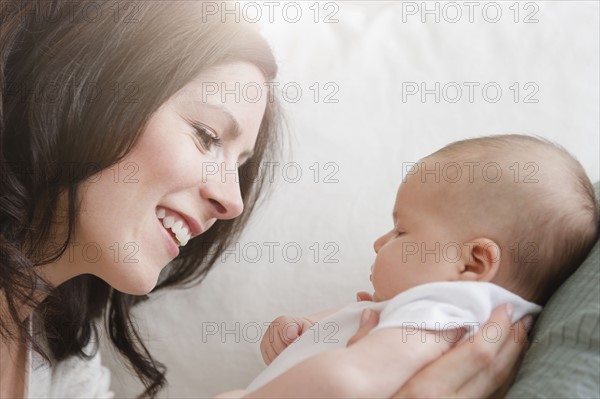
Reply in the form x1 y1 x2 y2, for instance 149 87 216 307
394 172 459 217
399 159 466 194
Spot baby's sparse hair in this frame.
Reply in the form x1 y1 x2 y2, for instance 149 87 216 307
428 134 598 305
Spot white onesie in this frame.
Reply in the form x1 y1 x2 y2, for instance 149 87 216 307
247 281 542 391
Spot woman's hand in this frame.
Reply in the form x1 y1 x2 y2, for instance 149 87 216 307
347 304 533 398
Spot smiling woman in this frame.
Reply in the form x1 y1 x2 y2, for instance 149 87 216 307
0 0 279 397
72 62 270 296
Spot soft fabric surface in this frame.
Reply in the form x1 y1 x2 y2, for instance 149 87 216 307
506 182 600 398
99 2 600 397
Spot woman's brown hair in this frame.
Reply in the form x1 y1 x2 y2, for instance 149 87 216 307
0 1 280 396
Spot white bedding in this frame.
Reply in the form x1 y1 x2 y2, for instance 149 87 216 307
99 2 600 397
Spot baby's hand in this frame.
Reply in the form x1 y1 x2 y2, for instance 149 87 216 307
260 315 314 365
356 291 374 302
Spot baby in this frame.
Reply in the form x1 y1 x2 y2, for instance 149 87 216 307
234 135 599 398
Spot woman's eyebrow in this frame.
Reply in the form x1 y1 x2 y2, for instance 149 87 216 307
193 101 254 162
194 101 242 139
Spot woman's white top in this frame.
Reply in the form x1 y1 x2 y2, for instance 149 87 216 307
25 312 114 398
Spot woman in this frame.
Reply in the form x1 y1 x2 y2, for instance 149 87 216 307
0 1 528 397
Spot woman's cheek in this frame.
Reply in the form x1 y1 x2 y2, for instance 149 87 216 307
137 138 204 191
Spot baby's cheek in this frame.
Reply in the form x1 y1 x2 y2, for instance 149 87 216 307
372 264 390 292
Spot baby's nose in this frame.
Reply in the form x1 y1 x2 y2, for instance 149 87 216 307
373 237 384 253
373 232 391 253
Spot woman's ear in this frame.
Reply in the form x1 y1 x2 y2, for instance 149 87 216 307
459 238 501 282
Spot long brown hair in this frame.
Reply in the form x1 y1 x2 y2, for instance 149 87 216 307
0 1 280 396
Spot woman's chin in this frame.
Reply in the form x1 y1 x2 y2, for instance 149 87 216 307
98 270 160 296
121 281 157 296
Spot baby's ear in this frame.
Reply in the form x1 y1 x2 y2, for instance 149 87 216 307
460 238 501 282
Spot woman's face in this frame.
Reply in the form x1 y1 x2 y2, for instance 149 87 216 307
64 62 268 294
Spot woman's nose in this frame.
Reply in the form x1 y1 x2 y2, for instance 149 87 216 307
200 165 244 220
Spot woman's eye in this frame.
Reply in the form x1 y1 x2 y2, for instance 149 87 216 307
394 230 405 238
191 122 221 151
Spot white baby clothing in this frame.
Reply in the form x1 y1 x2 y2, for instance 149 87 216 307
247 281 542 391
25 312 114 398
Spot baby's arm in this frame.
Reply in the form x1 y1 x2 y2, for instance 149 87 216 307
246 326 457 398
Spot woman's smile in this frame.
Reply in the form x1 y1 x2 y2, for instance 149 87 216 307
155 206 200 247
156 212 180 258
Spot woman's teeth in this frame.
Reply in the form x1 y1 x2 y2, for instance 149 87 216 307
155 207 191 246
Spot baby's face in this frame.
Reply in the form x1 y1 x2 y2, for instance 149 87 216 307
370 170 464 302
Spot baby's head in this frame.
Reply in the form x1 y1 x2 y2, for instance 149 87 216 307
370 134 598 305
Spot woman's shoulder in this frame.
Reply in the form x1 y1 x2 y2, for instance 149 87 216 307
27 312 114 398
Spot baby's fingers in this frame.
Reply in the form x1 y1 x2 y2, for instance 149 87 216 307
261 341 278 365
260 332 287 365
260 327 282 365
260 317 302 365
278 319 301 345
